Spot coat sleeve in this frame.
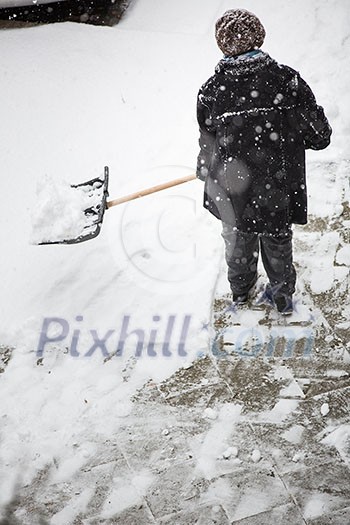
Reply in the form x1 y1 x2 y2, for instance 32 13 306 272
295 74 332 150
196 82 217 181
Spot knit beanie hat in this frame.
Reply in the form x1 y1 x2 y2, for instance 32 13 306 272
215 9 265 57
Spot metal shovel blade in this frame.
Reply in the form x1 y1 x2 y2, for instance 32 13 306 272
39 166 109 245
37 168 196 246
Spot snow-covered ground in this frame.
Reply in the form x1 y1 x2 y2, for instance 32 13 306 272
0 0 349 523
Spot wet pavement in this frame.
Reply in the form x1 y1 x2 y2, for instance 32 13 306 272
1 167 349 524
3 291 349 524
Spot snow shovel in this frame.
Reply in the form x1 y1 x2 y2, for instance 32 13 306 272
39 166 196 245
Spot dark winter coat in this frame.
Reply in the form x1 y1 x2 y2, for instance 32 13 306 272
196 51 332 235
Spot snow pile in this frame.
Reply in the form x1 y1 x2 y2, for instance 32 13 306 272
294 161 349 297
221 446 239 460
31 176 105 244
251 449 261 463
303 493 339 520
100 470 154 518
256 399 300 423
194 404 242 479
282 424 305 445
320 402 330 416
321 425 350 465
336 244 350 266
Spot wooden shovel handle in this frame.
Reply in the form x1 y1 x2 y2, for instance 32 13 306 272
106 173 197 209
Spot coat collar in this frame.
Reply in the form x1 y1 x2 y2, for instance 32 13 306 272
215 51 276 76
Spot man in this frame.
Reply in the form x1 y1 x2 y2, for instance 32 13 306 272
196 8 331 315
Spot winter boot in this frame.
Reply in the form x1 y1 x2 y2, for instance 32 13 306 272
275 295 293 316
232 277 257 304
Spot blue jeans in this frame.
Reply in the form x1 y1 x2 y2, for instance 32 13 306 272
221 224 296 299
